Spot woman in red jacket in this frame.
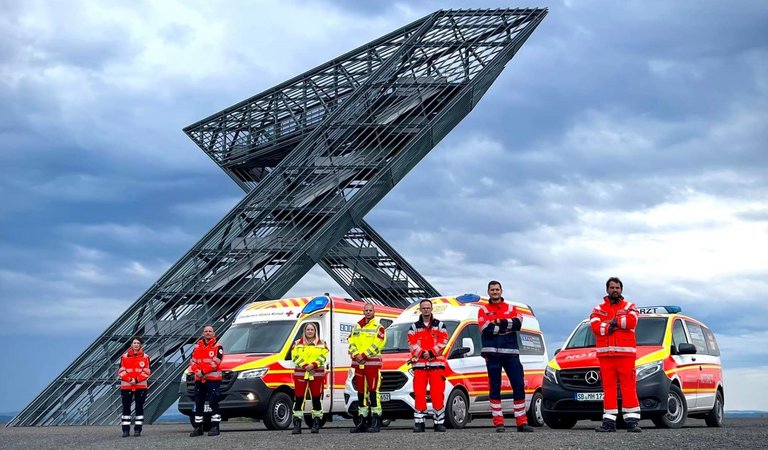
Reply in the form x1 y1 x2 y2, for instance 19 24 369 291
117 336 151 437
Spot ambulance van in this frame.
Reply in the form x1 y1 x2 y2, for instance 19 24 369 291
542 305 724 429
178 295 402 430
344 294 550 428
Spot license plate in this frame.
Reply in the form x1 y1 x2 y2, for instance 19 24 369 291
574 392 604 401
380 393 390 402
204 403 212 413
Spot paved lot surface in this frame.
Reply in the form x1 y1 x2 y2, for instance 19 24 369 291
1 417 765 449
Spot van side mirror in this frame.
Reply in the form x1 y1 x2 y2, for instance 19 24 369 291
554 348 561 356
677 343 697 355
461 337 474 356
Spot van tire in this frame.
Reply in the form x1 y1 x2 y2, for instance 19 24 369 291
652 383 687 429
541 410 577 429
264 392 293 430
445 389 470 429
526 391 545 427
704 391 724 427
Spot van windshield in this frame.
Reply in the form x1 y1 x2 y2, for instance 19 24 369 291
382 321 459 353
218 321 296 354
564 317 668 349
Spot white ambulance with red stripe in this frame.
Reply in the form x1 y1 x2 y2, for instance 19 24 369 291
178 295 402 430
542 305 724 429
344 294 550 428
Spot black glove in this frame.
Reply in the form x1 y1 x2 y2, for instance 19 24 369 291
608 323 617 335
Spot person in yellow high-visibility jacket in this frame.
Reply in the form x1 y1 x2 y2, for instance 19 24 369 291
291 323 329 435
348 303 387 433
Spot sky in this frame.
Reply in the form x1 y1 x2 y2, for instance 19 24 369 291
1 0 767 414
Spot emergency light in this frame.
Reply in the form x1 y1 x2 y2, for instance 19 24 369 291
302 296 330 315
456 293 481 303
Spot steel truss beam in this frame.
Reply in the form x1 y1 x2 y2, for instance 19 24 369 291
10 8 547 427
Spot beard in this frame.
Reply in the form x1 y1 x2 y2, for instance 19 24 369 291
608 292 622 304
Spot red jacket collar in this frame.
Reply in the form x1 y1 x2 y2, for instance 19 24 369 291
198 338 217 346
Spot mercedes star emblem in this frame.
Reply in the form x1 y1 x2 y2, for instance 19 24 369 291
585 370 600 385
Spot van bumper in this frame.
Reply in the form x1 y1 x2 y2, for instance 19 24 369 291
178 375 274 419
541 370 670 420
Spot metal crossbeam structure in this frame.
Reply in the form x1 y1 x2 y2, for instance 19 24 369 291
10 8 547 426
186 51 442 304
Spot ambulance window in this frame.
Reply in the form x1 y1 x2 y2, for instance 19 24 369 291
518 332 545 355
672 319 688 348
685 322 709 355
565 322 596 349
379 319 393 329
636 317 667 346
451 325 481 357
701 326 720 357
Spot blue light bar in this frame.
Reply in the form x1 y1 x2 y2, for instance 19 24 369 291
302 296 330 315
637 305 682 314
456 293 481 303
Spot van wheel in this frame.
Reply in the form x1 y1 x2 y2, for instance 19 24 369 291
264 392 293 430
188 414 212 432
542 410 577 429
704 391 724 427
652 384 687 429
445 389 470 429
526 391 545 427
304 414 329 428
381 418 392 427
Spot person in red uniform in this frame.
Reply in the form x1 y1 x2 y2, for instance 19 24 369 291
590 277 642 432
189 325 224 437
290 322 329 435
407 299 449 432
117 336 151 437
348 303 386 433
478 280 534 432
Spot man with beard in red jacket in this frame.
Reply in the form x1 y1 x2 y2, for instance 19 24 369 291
590 277 642 433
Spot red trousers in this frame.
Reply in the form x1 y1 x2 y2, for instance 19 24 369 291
353 365 380 393
413 368 444 412
598 355 639 416
293 374 324 398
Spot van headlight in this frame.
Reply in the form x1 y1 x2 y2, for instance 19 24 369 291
238 368 268 379
544 366 558 384
636 361 662 382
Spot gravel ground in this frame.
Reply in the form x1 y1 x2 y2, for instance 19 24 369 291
1 417 765 449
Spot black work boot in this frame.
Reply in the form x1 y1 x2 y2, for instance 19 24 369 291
626 418 642 433
207 422 220 436
189 426 204 437
413 422 425 433
291 417 302 435
433 423 446 432
122 426 130 438
133 428 142 437
517 424 534 432
350 414 368 433
367 414 381 433
311 417 321 434
595 418 617 432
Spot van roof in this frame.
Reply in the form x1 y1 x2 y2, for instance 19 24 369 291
392 295 539 330
233 295 402 324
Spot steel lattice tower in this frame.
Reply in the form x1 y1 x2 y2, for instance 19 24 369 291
10 8 547 426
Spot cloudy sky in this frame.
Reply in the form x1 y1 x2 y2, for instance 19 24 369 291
1 0 766 414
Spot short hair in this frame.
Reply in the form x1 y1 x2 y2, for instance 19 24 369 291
488 280 502 290
606 277 623 290
131 336 143 345
419 299 433 308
